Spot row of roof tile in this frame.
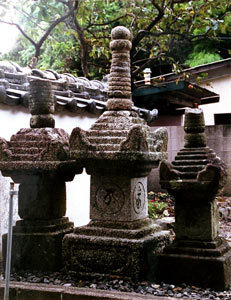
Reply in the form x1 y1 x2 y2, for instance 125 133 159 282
0 61 158 122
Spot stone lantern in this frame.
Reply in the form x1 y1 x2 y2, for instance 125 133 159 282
158 106 231 290
0 79 82 272
63 26 170 280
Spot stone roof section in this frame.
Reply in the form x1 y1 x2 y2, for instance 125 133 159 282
0 78 82 176
70 26 168 177
0 61 158 122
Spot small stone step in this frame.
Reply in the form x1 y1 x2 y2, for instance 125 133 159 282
88 136 125 145
10 147 42 155
174 165 205 172
87 130 129 137
175 154 208 160
9 141 47 148
172 160 208 166
11 153 40 161
89 144 121 151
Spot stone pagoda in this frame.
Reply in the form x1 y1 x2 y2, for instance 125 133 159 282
63 26 170 280
0 79 81 272
158 106 231 290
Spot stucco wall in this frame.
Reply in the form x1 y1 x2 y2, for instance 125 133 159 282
148 125 231 195
201 75 231 125
0 104 97 256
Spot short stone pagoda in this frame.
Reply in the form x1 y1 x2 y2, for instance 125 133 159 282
0 79 81 272
63 26 170 280
158 106 231 290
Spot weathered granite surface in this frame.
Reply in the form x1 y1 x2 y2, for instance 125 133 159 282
0 79 81 272
158 107 231 290
63 26 170 281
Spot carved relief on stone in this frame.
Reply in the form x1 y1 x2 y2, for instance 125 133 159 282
120 125 149 152
94 182 125 215
151 127 168 152
69 127 95 152
133 181 145 214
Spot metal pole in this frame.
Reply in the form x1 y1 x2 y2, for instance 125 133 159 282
4 182 17 300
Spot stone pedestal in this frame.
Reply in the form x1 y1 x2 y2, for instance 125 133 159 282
0 79 82 272
63 218 169 280
2 217 73 272
158 107 231 290
63 26 170 281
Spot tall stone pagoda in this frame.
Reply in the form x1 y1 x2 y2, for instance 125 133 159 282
63 26 170 280
0 79 81 271
158 106 231 290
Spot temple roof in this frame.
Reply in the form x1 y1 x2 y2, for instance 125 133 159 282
133 80 219 114
0 61 157 122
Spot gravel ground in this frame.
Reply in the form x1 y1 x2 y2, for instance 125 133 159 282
1 197 231 299
0 270 231 300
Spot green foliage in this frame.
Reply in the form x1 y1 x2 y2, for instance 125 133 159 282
1 0 231 79
148 192 171 220
185 49 222 67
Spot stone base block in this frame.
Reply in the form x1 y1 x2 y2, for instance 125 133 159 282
157 238 231 291
2 217 73 272
63 218 170 281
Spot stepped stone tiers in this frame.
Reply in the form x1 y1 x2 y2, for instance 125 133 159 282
63 26 170 281
158 107 231 291
0 78 82 272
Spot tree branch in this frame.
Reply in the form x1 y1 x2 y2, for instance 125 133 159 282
12 5 45 31
132 54 164 76
85 13 131 29
0 20 36 46
36 4 76 51
135 29 191 41
131 1 164 56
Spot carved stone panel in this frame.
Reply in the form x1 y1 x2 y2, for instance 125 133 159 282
95 182 125 215
90 176 147 222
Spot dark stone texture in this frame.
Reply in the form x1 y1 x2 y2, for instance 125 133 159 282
18 177 66 220
158 107 231 290
158 248 231 291
2 218 73 272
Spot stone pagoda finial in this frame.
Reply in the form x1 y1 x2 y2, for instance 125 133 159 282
29 78 55 128
184 107 206 148
107 26 133 111
158 107 231 291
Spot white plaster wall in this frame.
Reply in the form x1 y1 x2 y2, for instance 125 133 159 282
0 104 97 255
201 75 231 125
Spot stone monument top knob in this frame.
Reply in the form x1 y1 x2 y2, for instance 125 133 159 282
111 26 131 40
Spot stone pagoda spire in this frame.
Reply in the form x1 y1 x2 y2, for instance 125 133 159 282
0 78 82 272
107 26 133 111
63 26 170 281
158 107 231 290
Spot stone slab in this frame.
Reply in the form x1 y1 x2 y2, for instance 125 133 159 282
0 281 175 300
